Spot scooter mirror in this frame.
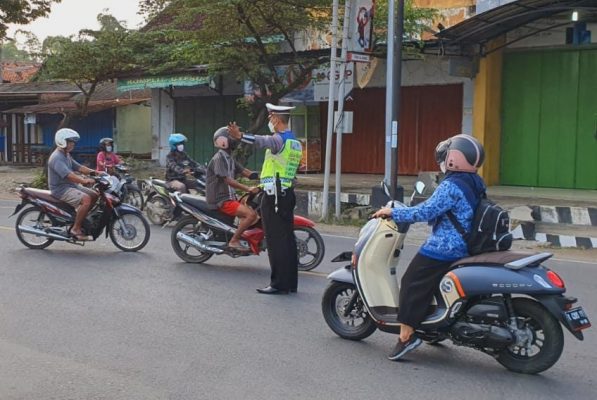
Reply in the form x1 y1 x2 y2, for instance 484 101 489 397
415 181 426 194
381 181 391 198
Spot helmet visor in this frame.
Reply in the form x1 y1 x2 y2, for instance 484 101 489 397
435 139 450 165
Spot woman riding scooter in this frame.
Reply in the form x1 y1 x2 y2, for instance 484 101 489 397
96 137 122 175
372 134 486 361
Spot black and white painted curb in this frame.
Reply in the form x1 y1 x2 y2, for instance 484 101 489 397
531 206 597 226
511 205 597 249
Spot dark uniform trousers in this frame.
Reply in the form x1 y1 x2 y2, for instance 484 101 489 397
260 187 298 291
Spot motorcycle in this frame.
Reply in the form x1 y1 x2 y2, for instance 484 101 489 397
12 174 151 252
168 190 325 271
144 162 207 225
110 164 144 210
321 182 591 374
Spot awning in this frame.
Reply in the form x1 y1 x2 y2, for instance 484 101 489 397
2 98 149 115
436 0 597 45
117 74 210 92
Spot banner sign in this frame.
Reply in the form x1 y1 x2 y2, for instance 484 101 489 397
117 75 210 91
351 0 375 53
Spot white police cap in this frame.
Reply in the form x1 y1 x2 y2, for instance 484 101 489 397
266 103 295 114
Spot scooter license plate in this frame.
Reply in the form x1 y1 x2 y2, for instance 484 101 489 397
564 307 591 331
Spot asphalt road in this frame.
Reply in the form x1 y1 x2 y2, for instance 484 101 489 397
0 198 596 400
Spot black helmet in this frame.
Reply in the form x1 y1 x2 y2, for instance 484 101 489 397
99 137 114 152
435 134 485 173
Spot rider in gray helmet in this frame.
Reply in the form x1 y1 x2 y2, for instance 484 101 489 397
206 127 260 252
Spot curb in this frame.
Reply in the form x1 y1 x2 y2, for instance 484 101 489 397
531 205 597 226
295 189 371 218
511 219 597 249
527 205 597 248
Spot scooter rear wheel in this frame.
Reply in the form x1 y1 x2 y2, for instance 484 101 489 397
322 281 377 341
496 298 564 374
15 206 55 249
171 216 214 264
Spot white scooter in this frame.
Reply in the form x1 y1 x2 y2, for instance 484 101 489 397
321 182 591 374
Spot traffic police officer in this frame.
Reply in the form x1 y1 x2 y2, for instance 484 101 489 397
227 103 303 294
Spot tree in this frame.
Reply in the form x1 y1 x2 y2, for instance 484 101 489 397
39 14 135 117
146 0 330 131
0 40 32 61
138 0 170 22
0 0 62 40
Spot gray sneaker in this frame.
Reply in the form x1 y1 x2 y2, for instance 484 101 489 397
388 336 422 361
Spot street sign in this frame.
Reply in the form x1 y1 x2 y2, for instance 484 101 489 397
313 63 354 101
348 52 371 63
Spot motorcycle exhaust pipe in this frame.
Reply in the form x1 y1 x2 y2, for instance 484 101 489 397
17 225 68 241
176 231 224 254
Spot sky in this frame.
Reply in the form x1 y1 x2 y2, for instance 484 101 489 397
7 0 145 43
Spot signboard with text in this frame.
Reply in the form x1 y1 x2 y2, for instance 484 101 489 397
313 63 354 102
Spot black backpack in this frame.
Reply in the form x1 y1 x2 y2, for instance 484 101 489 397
446 184 512 256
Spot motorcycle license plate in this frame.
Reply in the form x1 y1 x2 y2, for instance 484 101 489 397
564 307 591 331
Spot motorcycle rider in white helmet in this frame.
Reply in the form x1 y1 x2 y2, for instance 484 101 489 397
48 128 100 241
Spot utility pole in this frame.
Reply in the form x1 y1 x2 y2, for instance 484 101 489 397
385 0 405 201
321 0 339 221
335 0 353 219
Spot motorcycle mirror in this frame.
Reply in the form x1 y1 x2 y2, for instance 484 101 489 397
415 181 425 194
381 181 391 198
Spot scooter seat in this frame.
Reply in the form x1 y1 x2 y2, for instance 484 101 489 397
22 187 75 212
180 194 235 225
451 251 535 269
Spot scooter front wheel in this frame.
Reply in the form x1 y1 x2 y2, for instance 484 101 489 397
110 211 151 252
322 281 377 341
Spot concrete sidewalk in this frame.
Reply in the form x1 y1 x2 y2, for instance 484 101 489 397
295 172 597 208
294 172 597 249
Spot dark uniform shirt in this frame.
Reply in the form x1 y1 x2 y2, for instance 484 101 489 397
165 151 199 181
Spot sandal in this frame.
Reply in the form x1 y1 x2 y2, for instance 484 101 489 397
227 243 251 253
71 231 92 241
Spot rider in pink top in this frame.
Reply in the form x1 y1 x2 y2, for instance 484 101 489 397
96 138 121 174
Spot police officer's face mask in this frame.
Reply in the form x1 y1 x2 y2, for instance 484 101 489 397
177 144 184 152
268 115 277 133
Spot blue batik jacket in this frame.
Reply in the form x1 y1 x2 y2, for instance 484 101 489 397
391 172 486 261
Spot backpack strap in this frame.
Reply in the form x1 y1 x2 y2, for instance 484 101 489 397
446 210 469 240
443 173 482 241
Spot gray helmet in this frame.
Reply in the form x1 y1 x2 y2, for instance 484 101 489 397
213 127 231 149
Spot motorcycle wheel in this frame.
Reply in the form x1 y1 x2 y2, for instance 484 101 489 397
294 226 325 271
109 211 151 252
496 298 564 374
122 185 145 210
171 216 214 264
145 195 170 225
15 206 54 249
321 281 377 341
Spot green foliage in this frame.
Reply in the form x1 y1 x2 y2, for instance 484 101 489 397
0 41 32 61
141 0 331 131
39 14 136 116
0 0 61 40
29 170 48 189
138 0 171 22
373 0 437 45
